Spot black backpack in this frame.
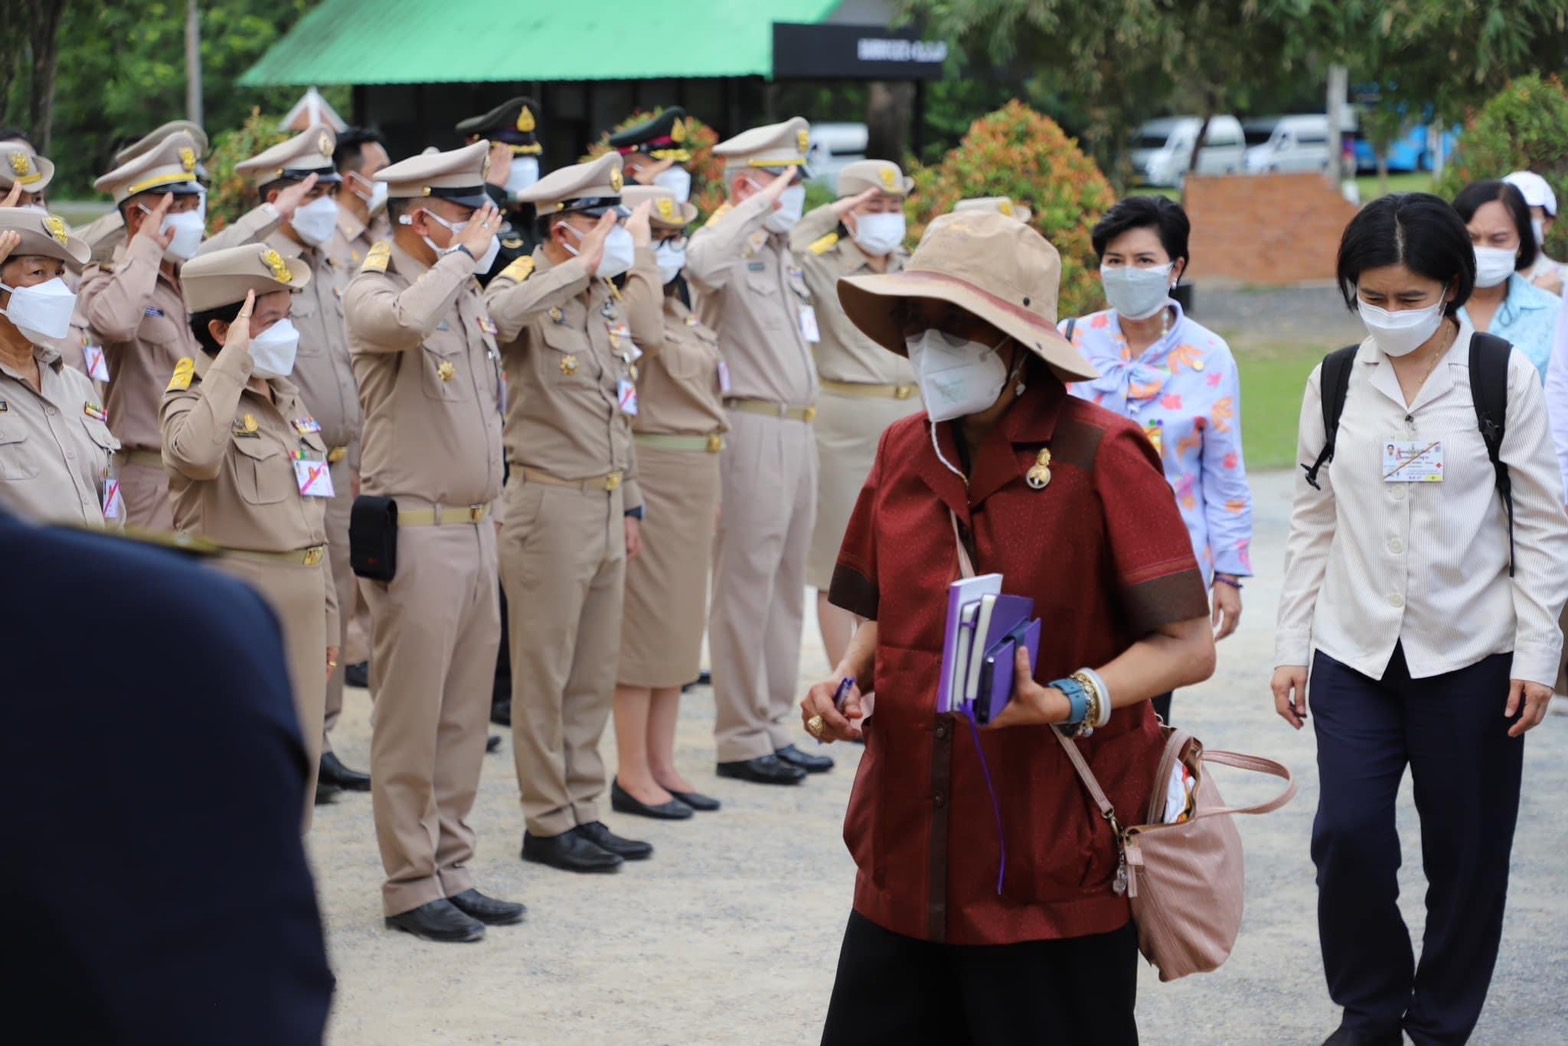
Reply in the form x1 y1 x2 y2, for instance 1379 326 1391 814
1301 332 1515 574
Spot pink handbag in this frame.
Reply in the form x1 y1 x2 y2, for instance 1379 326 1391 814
1054 725 1296 981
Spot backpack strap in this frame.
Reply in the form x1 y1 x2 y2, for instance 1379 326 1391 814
1468 332 1514 576
1301 344 1359 490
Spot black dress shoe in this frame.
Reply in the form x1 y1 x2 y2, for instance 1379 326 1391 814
576 821 654 860
314 779 342 806
384 898 484 943
611 778 694 820
491 699 512 727
486 735 502 753
447 888 526 926
345 661 369 689
522 829 623 873
776 743 834 773
320 750 371 791
1321 1026 1403 1046
716 754 806 785
666 788 721 812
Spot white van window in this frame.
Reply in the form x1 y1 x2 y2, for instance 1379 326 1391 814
1133 131 1171 150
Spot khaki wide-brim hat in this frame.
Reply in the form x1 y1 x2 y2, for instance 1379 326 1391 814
0 208 89 269
621 185 697 229
838 211 1096 382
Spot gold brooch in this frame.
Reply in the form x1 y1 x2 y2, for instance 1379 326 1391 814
1026 448 1052 490
438 360 457 382
560 354 578 376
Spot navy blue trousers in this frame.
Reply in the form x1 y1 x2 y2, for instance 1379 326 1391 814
1310 645 1522 1045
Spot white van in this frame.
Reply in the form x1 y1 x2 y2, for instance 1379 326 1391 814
1244 114 1333 174
805 123 868 194
1130 116 1246 187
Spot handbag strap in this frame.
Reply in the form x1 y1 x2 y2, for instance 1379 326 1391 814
950 510 976 580
1184 750 1298 818
1052 725 1121 824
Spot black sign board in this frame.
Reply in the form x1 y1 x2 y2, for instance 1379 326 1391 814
772 22 949 81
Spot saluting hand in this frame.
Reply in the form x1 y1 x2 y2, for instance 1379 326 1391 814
831 187 878 219
0 229 20 265
757 170 795 210
455 201 501 260
226 290 258 356
987 645 1070 729
0 182 21 208
134 193 177 251
271 173 320 222
625 200 654 249
579 210 619 275
486 141 513 189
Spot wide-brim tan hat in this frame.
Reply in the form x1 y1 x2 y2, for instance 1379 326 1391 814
621 185 696 229
181 243 312 312
0 208 89 269
838 210 1097 382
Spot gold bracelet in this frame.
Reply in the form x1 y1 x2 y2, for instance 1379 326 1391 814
1071 671 1101 738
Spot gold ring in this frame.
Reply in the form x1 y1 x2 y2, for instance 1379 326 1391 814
806 714 825 738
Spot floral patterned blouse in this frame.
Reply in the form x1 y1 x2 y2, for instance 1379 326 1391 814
1062 302 1254 585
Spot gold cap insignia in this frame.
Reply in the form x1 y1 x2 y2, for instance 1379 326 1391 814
9 153 30 176
999 200 1015 217
610 167 624 192
179 147 197 173
671 120 687 144
656 198 675 220
44 214 69 245
796 129 810 154
318 131 332 157
262 248 292 284
517 106 536 133
879 167 896 188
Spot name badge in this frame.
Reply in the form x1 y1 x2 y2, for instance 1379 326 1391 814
1383 439 1444 483
618 378 640 417
294 458 336 498
718 359 733 395
799 306 821 344
102 478 124 520
83 345 110 382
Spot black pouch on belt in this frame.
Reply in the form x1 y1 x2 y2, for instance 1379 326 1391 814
349 495 397 580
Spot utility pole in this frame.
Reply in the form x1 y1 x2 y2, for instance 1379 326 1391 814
1326 64 1348 188
185 0 203 127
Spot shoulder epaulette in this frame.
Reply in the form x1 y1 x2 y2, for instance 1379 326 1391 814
704 202 734 227
166 357 195 392
498 256 535 283
360 242 391 274
808 231 840 255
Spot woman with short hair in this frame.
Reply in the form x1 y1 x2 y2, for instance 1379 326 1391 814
1274 193 1568 1045
1452 180 1561 378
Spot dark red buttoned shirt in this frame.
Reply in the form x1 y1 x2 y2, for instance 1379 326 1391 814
830 377 1208 946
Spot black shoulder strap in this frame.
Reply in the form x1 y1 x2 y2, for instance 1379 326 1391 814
1469 332 1514 575
1301 344 1359 490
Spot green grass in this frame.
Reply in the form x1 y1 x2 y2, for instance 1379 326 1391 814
1235 342 1327 471
1355 171 1435 201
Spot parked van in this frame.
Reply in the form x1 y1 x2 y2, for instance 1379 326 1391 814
805 123 868 194
1130 116 1246 187
1244 114 1333 174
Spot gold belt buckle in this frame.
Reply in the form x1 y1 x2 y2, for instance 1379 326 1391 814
802 406 817 423
302 546 325 567
705 433 723 453
327 446 348 464
604 472 623 492
894 384 915 400
467 504 486 522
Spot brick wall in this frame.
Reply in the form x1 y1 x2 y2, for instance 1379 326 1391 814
1184 173 1359 286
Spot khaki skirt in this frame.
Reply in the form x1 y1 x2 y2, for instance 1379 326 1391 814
619 444 722 688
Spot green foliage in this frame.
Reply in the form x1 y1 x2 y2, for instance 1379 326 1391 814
907 101 1116 320
1437 75 1568 258
204 108 289 231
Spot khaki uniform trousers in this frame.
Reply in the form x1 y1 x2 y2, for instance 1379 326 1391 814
320 455 357 750
500 473 625 837
119 458 173 531
213 555 329 831
710 409 819 762
364 521 499 917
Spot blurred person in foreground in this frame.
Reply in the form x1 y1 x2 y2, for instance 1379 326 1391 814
1452 180 1561 379
1502 170 1566 295
801 211 1215 1043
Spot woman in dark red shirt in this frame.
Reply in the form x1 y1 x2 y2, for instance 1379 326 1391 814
801 210 1217 1044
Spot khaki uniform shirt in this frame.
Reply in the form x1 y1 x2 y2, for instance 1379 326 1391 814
194 204 285 256
686 193 818 408
0 344 118 525
636 295 729 438
160 341 338 635
343 241 503 508
75 209 126 267
267 232 361 466
789 204 917 388
78 233 202 454
329 207 392 272
483 247 660 512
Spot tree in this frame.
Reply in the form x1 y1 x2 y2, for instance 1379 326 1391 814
0 0 71 152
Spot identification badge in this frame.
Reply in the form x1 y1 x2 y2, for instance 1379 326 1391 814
101 478 123 520
1383 439 1444 483
718 359 733 395
618 378 640 416
294 458 336 498
799 306 821 343
292 417 322 435
83 345 110 382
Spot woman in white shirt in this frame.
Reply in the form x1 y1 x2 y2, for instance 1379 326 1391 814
1273 193 1568 1046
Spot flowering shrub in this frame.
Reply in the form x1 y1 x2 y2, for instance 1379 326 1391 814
202 109 289 233
908 100 1116 320
586 109 725 222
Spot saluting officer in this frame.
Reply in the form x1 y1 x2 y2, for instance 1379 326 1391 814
790 160 920 671
331 127 393 270
609 106 696 203
77 130 207 531
196 127 329 257
0 209 118 526
686 116 832 785
457 96 544 285
161 245 336 827
75 120 208 266
230 124 370 796
343 141 523 943
0 139 53 208
486 152 660 872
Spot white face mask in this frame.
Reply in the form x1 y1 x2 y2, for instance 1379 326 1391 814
1358 300 1445 358
763 184 806 234
248 318 300 379
404 210 500 271
1531 218 1547 248
565 222 636 279
1101 263 1175 321
653 167 692 204
655 240 686 284
1473 245 1518 289
906 329 1010 423
290 196 340 247
505 158 540 200
851 211 906 256
158 208 206 262
351 173 389 214
1 276 76 342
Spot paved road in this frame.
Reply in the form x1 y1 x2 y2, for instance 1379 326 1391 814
311 469 1568 1045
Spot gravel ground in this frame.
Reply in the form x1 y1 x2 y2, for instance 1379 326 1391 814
311 469 1568 1045
1187 285 1369 349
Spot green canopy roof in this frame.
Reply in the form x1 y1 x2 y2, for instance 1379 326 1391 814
240 0 844 87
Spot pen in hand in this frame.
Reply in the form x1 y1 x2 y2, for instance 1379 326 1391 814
815 677 856 746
